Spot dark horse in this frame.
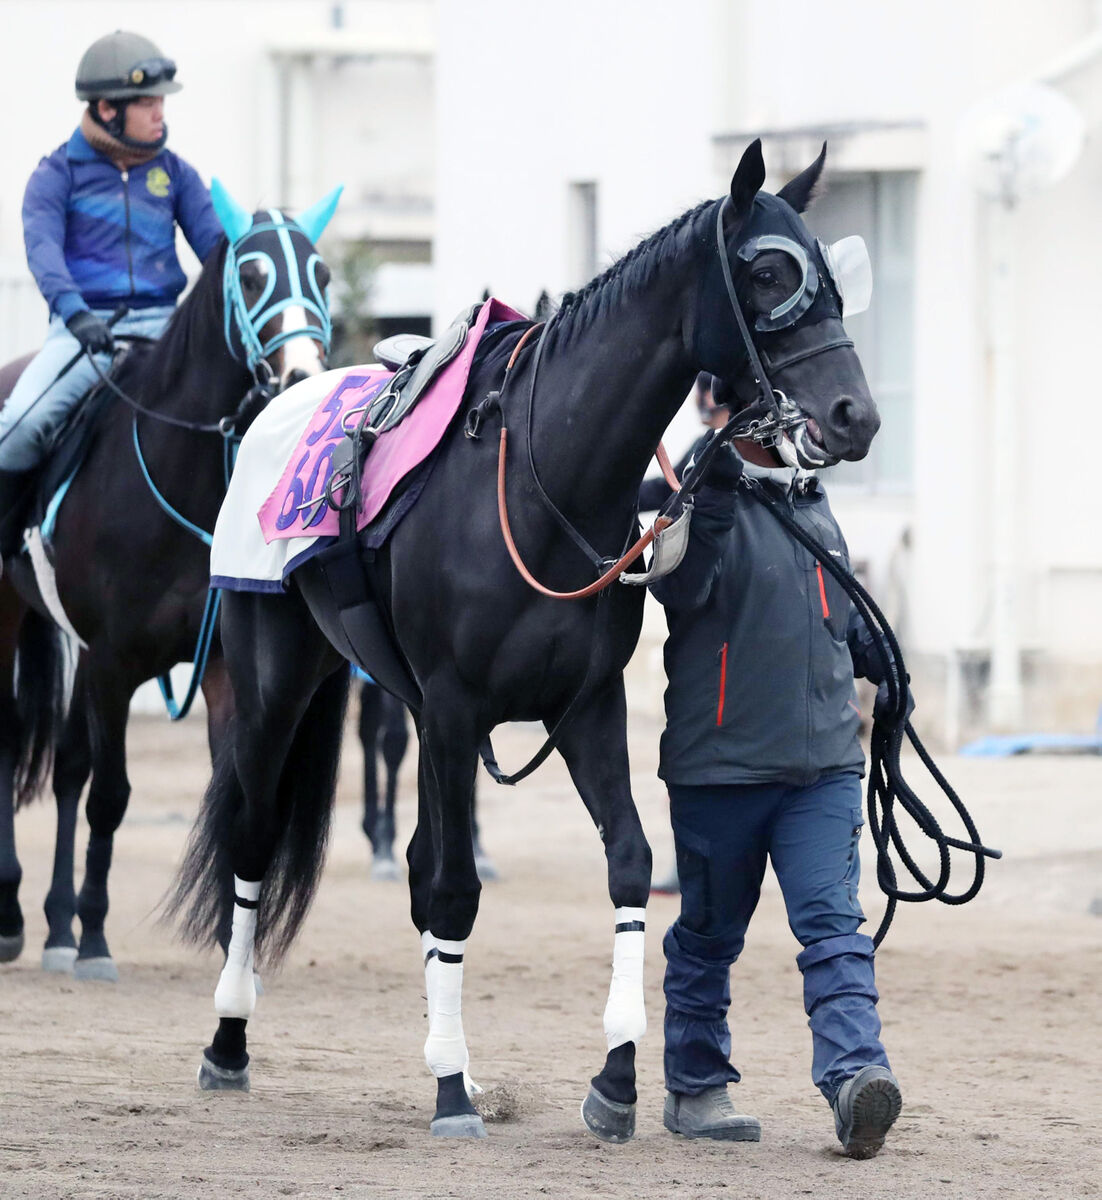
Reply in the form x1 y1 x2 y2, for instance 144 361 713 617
171 142 880 1139
0 182 340 979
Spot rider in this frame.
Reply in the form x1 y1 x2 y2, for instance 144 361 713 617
651 422 902 1158
0 30 222 547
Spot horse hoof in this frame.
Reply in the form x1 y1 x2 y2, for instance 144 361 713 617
581 1085 636 1143
430 1113 488 1138
0 931 25 963
371 857 400 882
41 946 78 974
198 1055 250 1092
73 956 119 983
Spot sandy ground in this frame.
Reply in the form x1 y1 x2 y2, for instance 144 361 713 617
1 710 1100 1199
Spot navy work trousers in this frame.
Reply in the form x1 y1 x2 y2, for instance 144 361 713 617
663 771 890 1104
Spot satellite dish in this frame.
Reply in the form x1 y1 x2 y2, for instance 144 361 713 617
957 82 1085 200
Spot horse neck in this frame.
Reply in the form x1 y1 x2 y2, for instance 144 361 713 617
527 262 702 523
128 286 253 520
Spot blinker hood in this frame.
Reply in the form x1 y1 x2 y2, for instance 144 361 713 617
736 194 872 332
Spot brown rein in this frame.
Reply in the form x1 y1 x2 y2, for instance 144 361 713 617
496 427 673 600
492 319 681 601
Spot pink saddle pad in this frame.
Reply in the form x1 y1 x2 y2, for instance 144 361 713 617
258 298 526 542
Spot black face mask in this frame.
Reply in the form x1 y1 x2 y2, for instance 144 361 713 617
89 100 168 153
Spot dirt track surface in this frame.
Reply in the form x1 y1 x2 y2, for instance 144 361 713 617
1 712 1100 1199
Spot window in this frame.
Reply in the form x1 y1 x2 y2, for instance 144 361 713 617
805 172 917 490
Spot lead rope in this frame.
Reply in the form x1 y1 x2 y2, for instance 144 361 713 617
740 476 1002 946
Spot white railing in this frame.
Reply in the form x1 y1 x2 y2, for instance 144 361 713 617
0 270 46 364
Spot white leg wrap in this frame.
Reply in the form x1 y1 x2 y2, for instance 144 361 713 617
214 877 259 1019
603 906 647 1051
422 932 470 1079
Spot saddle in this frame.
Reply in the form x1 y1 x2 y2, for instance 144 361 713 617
0 343 141 555
30 343 146 542
363 303 479 435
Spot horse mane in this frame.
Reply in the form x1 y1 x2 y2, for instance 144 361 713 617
119 238 232 398
551 197 717 341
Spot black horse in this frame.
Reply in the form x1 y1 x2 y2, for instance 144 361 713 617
0 182 340 979
171 142 880 1139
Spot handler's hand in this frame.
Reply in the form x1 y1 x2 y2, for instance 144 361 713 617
690 432 744 492
874 678 915 723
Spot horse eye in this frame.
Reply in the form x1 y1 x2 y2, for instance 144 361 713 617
240 263 268 293
314 262 331 290
752 268 777 288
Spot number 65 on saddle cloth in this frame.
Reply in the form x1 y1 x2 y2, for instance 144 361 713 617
257 298 526 543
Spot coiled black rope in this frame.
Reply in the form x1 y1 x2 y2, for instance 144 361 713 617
741 476 1002 947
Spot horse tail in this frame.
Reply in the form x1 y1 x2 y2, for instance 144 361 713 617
168 666 350 967
12 607 67 810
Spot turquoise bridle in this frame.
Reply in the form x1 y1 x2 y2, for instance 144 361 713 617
222 208 332 379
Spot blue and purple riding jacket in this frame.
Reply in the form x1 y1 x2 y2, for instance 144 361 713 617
22 127 222 323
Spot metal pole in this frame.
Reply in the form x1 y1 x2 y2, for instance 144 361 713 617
986 148 1023 728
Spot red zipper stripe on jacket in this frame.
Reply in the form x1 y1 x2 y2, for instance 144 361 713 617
815 562 830 619
716 641 728 726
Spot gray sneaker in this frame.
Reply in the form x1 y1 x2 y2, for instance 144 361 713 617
831 1066 902 1159
663 1087 762 1141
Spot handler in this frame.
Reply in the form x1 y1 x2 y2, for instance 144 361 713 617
651 427 902 1158
0 30 221 541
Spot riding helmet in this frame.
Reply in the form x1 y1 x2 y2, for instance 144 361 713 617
75 31 182 101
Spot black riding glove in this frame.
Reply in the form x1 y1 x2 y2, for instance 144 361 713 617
873 677 915 724
692 432 744 492
66 310 115 355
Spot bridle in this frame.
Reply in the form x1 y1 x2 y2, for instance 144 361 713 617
221 209 332 384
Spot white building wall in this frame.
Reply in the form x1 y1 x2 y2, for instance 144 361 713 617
0 0 435 361
434 0 1102 739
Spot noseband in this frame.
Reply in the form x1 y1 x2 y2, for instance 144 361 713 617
222 209 332 381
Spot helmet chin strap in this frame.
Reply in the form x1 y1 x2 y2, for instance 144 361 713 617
89 101 168 153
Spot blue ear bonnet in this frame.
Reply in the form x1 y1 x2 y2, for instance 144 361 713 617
211 179 342 375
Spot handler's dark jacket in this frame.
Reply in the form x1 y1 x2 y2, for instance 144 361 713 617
651 461 883 788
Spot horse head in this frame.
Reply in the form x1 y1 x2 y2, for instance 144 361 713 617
210 179 342 392
695 140 879 468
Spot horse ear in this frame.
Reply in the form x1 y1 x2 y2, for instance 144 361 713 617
294 185 344 244
777 142 828 213
729 139 767 220
210 177 253 244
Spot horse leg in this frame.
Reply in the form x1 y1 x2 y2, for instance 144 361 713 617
373 692 407 881
200 656 235 760
470 785 499 883
0 691 22 963
408 685 486 1138
73 661 135 982
552 675 651 1143
0 598 23 963
42 665 90 973
196 592 345 1092
359 681 381 848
